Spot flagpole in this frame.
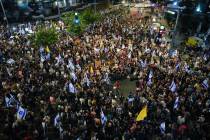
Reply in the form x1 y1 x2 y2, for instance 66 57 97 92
0 0 9 27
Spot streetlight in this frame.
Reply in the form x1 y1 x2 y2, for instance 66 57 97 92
173 2 178 6
166 4 186 47
0 0 8 27
74 12 80 24
94 0 96 14
196 5 201 12
57 0 61 18
195 4 203 36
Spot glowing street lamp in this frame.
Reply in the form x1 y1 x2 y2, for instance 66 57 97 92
173 2 178 6
74 12 80 24
0 0 8 27
196 5 201 12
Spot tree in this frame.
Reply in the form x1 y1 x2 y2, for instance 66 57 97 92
34 26 59 46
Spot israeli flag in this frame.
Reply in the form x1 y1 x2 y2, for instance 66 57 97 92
17 106 27 120
7 58 15 65
5 94 18 108
101 110 107 125
202 78 209 89
104 73 111 84
174 97 179 109
140 60 147 68
147 70 153 86
128 51 132 59
128 97 134 103
55 54 63 65
175 63 180 71
68 82 76 94
40 53 45 62
160 122 166 134
148 70 153 79
70 72 77 82
67 59 75 71
39 47 44 53
169 80 176 92
147 78 152 86
45 53 51 61
184 64 191 74
169 49 177 57
84 73 90 87
54 113 61 128
76 64 81 71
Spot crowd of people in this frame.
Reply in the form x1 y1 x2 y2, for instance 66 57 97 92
0 7 210 140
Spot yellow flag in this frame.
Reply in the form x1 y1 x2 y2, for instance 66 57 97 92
90 66 94 74
45 46 50 53
136 106 147 122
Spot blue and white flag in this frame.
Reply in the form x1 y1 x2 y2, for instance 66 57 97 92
160 122 165 134
70 72 77 82
84 73 90 87
40 47 46 62
68 82 76 94
172 50 178 57
202 78 209 89
55 54 63 65
184 64 191 74
40 54 45 62
7 58 15 65
169 80 176 93
67 59 75 71
147 70 153 86
5 94 18 108
140 60 147 68
147 78 152 86
104 73 111 85
45 53 51 61
175 63 180 71
76 64 81 71
39 47 44 53
174 97 179 109
17 106 27 120
128 97 135 103
101 110 107 125
148 70 153 79
54 113 61 128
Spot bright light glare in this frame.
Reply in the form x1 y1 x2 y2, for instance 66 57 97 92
160 26 165 30
173 2 177 6
167 10 175 15
196 5 201 12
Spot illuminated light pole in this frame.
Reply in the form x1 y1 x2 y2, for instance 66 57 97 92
0 0 8 27
57 0 61 18
196 5 201 12
167 1 186 47
195 4 203 36
94 0 96 14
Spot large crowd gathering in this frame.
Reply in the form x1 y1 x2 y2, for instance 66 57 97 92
0 7 210 140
